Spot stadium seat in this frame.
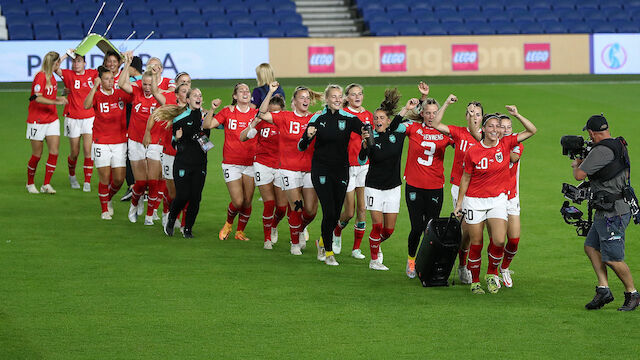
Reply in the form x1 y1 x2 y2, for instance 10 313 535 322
132 24 157 37
260 28 286 38
411 9 433 22
392 18 416 28
607 12 630 22
509 3 528 12
553 3 576 12
412 3 432 11
458 9 479 19
3 8 27 18
592 23 616 33
386 3 408 12
458 4 481 12
567 22 592 33
284 25 308 37
368 13 390 24
519 22 542 34
178 8 201 19
201 7 226 18
34 24 59 40
161 28 186 39
433 9 457 20
153 8 176 18
544 23 568 33
576 3 599 12
530 3 552 12
482 3 504 13
236 29 261 38
423 24 447 36
109 27 135 40
399 24 423 36
255 18 280 28
28 8 51 17
54 9 77 19
495 24 519 34
617 23 640 33
251 3 275 14
373 25 398 36
386 9 410 19
250 9 273 19
7 17 30 27
466 18 489 29
473 24 495 35
433 4 457 12
8 24 33 40
127 4 148 14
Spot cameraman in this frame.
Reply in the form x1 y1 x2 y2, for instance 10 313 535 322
572 115 639 311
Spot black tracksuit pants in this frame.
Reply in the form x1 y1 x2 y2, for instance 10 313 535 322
311 166 349 253
169 162 207 231
405 184 444 257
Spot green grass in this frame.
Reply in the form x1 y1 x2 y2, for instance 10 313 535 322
1 77 640 359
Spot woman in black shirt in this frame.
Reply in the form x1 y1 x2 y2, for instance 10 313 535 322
152 88 221 238
358 89 418 271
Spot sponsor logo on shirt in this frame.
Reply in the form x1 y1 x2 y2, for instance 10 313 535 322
524 43 551 70
308 46 335 74
452 44 479 71
379 45 407 72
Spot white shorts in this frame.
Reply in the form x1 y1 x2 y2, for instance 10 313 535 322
221 163 255 183
451 184 460 210
128 139 162 162
279 169 313 190
161 153 175 180
507 195 520 216
26 120 60 141
462 193 508 225
365 185 401 213
347 164 369 192
92 142 127 168
254 162 283 188
64 116 94 138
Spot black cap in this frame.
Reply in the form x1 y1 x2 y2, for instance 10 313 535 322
583 114 608 132
131 56 143 74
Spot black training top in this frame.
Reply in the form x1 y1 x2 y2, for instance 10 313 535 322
298 106 362 171
172 107 210 167
359 115 407 190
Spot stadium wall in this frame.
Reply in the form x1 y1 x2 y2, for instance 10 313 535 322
0 34 637 81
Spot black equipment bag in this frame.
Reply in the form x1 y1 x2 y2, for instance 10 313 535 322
416 214 462 287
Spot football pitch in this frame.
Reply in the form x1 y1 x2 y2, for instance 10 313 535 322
1 76 639 359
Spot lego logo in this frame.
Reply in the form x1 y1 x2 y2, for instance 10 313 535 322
381 53 405 65
525 51 549 63
453 51 477 63
309 54 334 66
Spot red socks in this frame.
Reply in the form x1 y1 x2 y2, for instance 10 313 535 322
333 220 348 237
288 209 302 244
146 179 159 217
68 156 77 176
27 155 40 185
98 183 109 213
83 158 93 184
107 181 122 200
237 206 251 232
301 210 315 230
43 154 58 185
262 200 276 242
131 180 147 206
467 243 483 283
486 241 505 276
273 205 287 228
226 202 239 224
368 223 383 260
380 227 394 241
353 222 366 250
501 237 520 270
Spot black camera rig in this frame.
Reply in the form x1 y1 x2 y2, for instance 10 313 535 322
561 135 593 159
561 182 592 236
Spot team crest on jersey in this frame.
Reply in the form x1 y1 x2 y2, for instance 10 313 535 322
319 176 326 184
389 134 396 143
495 151 503 163
118 100 124 110
409 192 416 201
338 120 346 131
178 169 185 177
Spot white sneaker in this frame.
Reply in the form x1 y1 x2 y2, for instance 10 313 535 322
500 267 513 288
107 200 114 216
136 198 145 216
351 249 365 259
303 227 309 241
325 255 339 266
290 242 302 255
152 209 160 221
128 204 138 223
144 215 154 226
40 184 56 194
175 219 182 233
457 266 472 285
369 259 389 271
26 184 39 194
378 247 383 264
315 239 326 261
101 211 112 220
264 240 273 250
162 212 169 228
332 233 342 255
299 232 307 250
69 175 80 189
271 226 278 244
83 182 91 192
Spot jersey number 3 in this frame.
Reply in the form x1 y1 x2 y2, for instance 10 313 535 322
418 141 435 167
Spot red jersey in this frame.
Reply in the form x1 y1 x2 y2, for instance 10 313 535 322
159 91 178 155
403 121 453 189
448 125 480 186
254 117 280 168
92 87 133 144
128 86 159 143
344 107 372 166
60 69 98 119
463 134 519 198
508 142 524 199
214 105 259 166
271 111 314 172
135 77 175 91
27 71 59 124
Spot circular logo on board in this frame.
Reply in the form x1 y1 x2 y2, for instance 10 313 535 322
601 43 627 70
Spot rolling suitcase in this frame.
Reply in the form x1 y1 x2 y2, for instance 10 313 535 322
416 214 462 287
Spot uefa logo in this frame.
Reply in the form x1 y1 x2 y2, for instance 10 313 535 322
601 43 627 70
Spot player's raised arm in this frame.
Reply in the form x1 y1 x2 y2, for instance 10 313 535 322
118 52 134 94
257 81 280 124
83 76 99 110
507 105 537 143
202 99 222 129
432 94 458 136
